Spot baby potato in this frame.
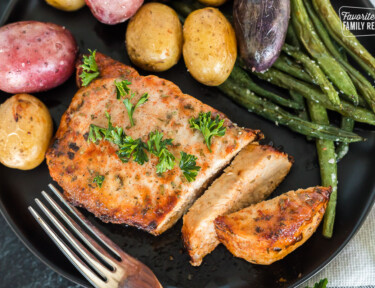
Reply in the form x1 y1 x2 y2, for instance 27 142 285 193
0 94 53 170
0 21 77 94
126 3 182 72
198 0 228 7
45 0 85 11
183 8 237 86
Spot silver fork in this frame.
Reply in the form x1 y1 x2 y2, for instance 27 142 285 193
28 184 162 288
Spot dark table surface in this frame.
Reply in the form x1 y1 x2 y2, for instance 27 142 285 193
0 215 81 288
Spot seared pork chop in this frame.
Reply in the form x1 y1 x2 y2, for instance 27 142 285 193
47 53 260 235
214 186 331 265
182 144 293 266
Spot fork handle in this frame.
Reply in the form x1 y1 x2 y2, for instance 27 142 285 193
118 257 163 288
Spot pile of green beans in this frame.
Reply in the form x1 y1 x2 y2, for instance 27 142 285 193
171 0 375 238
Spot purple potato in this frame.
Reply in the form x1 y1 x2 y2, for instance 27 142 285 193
233 0 290 72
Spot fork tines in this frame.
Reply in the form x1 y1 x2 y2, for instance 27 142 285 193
29 184 162 288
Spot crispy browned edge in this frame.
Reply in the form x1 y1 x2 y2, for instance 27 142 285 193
214 186 331 265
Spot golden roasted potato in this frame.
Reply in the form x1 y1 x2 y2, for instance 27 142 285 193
198 0 228 7
183 8 237 86
45 0 85 11
0 94 53 170
126 3 182 72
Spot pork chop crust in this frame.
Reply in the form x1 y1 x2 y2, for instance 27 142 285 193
47 53 261 235
214 186 331 264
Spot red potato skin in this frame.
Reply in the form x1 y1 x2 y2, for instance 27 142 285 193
85 0 144 25
0 21 77 94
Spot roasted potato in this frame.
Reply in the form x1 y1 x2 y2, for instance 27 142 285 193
0 21 77 94
85 0 144 25
183 8 237 86
0 94 53 170
126 3 183 72
45 0 85 11
198 0 228 7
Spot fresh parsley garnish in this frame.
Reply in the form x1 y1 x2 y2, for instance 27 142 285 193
88 123 106 143
80 49 100 87
305 279 328 288
189 112 226 152
114 80 131 99
179 152 200 182
117 136 149 165
93 175 105 188
88 112 148 165
123 93 149 127
147 130 175 174
102 112 124 145
115 80 149 127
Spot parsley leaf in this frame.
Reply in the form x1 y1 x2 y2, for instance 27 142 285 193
114 80 131 99
115 80 149 127
179 152 200 182
305 279 328 288
88 112 148 165
189 112 226 152
80 49 100 87
88 123 106 143
117 136 149 165
93 175 105 188
103 112 124 145
147 130 175 174
156 148 175 174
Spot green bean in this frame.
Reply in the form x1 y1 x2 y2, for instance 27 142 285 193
252 68 375 125
290 90 313 141
291 0 358 104
286 24 301 48
335 117 355 162
232 65 303 110
273 55 368 107
304 0 375 113
306 100 338 238
311 0 375 79
273 54 314 84
219 71 363 142
290 91 309 119
283 44 339 104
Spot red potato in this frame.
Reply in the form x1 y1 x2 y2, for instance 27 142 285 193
0 21 77 94
85 0 144 25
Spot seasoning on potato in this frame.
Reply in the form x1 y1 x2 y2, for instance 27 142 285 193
0 94 53 170
45 0 85 11
198 0 228 7
183 8 237 86
126 2 183 72
0 21 77 94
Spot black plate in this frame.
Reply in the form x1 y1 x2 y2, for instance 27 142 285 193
1 1 375 287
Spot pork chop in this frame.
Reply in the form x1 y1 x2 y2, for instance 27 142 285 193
46 53 261 235
182 144 293 266
214 186 331 265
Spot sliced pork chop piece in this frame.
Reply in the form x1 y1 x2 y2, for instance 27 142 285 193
214 186 331 265
182 144 293 266
47 53 261 235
